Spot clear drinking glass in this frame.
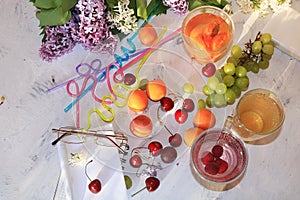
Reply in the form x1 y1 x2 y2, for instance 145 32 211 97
190 128 248 191
225 88 285 142
182 6 234 64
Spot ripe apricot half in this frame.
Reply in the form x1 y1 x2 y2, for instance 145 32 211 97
138 23 158 46
146 79 167 102
193 108 216 130
127 89 148 112
184 127 205 147
130 115 153 138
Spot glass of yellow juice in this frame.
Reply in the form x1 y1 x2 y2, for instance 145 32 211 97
225 88 285 142
182 6 234 64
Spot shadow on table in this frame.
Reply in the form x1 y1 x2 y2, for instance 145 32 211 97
190 163 246 192
245 127 282 145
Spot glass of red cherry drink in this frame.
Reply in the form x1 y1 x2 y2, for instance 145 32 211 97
182 6 234 64
190 128 248 191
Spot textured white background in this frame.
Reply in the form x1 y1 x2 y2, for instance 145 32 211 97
1 1 300 200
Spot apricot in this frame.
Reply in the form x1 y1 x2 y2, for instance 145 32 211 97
184 127 205 147
193 108 216 130
138 23 158 46
130 115 153 138
146 79 167 102
127 89 148 112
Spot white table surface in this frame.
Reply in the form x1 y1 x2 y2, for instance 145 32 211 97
1 1 300 200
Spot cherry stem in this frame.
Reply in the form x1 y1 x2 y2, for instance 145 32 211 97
85 160 93 182
131 186 146 197
156 106 173 136
163 124 174 136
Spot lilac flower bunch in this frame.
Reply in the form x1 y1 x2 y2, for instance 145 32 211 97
39 0 118 62
33 0 230 62
162 0 189 15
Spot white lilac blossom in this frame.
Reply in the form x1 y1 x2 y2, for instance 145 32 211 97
68 152 87 166
236 0 292 17
76 0 118 54
107 0 138 34
162 0 189 15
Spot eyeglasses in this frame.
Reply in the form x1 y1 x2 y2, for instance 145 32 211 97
51 127 129 154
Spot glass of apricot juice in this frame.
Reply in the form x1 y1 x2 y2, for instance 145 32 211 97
182 6 234 64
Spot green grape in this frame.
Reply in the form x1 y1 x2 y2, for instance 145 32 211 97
215 83 227 94
223 63 235 75
183 83 194 94
223 74 235 87
230 85 241 98
243 61 254 72
206 95 214 108
258 60 269 69
139 78 149 90
252 41 262 54
214 93 226 108
226 56 239 66
216 68 226 79
262 53 272 60
202 85 214 96
260 33 272 44
250 62 259 73
235 76 249 90
225 88 237 104
262 44 274 55
207 76 219 90
197 99 206 109
124 175 132 190
235 66 247 77
231 45 243 59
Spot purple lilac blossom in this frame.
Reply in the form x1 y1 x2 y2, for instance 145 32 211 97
75 0 118 54
39 0 118 62
39 20 77 62
162 0 189 15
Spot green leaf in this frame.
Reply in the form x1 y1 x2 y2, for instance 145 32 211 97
61 0 78 13
36 7 71 26
105 0 119 9
34 0 60 9
136 0 147 21
187 0 229 10
147 0 168 17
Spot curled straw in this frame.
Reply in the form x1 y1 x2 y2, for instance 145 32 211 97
64 27 182 112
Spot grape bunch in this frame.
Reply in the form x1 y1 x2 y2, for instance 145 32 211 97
202 32 275 108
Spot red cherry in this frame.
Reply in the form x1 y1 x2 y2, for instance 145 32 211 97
182 98 195 112
202 63 216 77
160 97 174 112
88 179 102 194
212 145 223 158
205 162 219 175
130 155 142 168
174 109 188 124
131 176 160 197
145 176 160 192
85 160 101 194
201 151 214 165
215 158 228 174
148 141 163 156
168 133 182 147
